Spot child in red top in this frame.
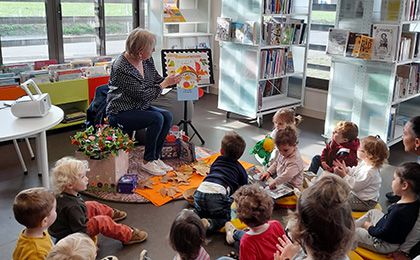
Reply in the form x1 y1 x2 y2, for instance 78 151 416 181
308 121 359 174
223 184 285 260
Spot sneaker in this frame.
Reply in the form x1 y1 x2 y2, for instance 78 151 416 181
123 227 148 245
225 221 236 245
100 256 118 260
140 161 166 176
386 192 401 203
201 218 210 230
155 159 173 171
111 208 127 222
139 249 152 260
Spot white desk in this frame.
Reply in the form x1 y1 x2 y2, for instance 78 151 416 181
0 102 64 188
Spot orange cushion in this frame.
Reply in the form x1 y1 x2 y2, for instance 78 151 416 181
354 247 392 260
275 194 297 208
352 204 382 219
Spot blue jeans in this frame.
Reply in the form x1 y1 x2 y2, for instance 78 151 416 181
308 154 321 174
193 190 232 233
108 106 173 162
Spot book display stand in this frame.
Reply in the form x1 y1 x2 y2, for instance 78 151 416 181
325 0 420 145
216 0 312 127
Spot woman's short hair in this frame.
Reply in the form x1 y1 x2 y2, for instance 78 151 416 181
13 187 55 228
46 233 96 260
51 157 89 194
169 210 205 260
125 28 156 56
291 174 354 260
360 136 389 168
234 184 274 228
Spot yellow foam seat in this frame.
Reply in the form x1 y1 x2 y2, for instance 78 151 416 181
354 247 392 260
352 204 382 219
348 250 364 260
219 201 248 232
275 194 297 209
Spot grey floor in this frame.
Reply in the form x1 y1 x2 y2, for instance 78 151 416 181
0 94 415 259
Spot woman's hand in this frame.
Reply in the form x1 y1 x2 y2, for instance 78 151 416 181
161 74 181 88
273 234 301 260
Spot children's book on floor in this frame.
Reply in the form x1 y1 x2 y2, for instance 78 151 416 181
248 167 294 199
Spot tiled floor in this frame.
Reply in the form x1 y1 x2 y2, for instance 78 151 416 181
0 94 413 259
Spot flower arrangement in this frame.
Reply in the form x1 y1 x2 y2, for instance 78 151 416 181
71 124 135 159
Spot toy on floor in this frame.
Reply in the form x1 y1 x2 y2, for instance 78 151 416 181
250 135 275 166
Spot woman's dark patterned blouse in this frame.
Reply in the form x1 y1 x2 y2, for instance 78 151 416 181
106 54 164 115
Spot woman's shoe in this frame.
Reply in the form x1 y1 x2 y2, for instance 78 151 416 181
155 159 173 171
140 161 166 176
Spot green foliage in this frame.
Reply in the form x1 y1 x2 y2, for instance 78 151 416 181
63 24 95 35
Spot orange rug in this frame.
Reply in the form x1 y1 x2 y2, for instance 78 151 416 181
134 153 254 206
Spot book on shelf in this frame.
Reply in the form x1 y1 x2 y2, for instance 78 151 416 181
371 24 399 62
1 63 31 75
92 56 113 64
352 35 374 59
345 32 367 57
0 76 20 86
20 70 51 84
81 66 109 78
286 50 294 73
53 69 82 82
263 0 293 15
71 59 93 69
381 0 401 21
215 17 232 41
163 0 186 23
34 59 57 70
263 18 306 46
231 21 257 45
396 65 411 99
260 49 288 79
326 28 350 56
399 32 417 61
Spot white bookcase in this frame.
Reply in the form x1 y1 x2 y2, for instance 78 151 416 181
147 0 212 73
325 0 420 145
216 0 311 127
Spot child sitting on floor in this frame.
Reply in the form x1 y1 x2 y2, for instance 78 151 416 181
274 174 355 260
13 187 57 260
260 126 304 190
193 131 248 233
48 156 147 245
169 209 210 260
354 162 420 254
47 232 119 260
223 184 286 260
334 135 389 211
308 121 359 174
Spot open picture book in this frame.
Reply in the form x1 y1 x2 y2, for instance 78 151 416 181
247 167 294 199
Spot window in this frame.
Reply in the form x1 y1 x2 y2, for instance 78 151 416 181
0 0 49 64
0 0 141 64
307 0 337 89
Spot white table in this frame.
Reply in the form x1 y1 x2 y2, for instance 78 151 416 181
0 102 64 188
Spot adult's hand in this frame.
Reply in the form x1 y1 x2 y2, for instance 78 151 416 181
161 74 181 88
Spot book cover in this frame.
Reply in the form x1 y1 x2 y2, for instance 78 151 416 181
381 0 401 21
354 35 374 59
34 59 57 70
243 21 257 45
215 17 232 41
286 50 294 73
326 28 350 56
371 24 399 61
231 22 245 43
163 0 186 23
247 167 294 199
346 32 367 57
280 24 294 45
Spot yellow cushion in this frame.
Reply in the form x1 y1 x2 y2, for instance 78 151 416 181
348 250 364 260
352 204 382 219
275 194 297 208
354 247 392 260
219 201 248 232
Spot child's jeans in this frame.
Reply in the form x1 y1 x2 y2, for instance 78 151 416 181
355 209 399 254
85 201 132 243
193 190 232 233
308 155 321 174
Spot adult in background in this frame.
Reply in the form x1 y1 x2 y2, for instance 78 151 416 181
387 116 420 260
106 28 181 176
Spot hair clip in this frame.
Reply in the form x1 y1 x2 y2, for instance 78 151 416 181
375 135 381 139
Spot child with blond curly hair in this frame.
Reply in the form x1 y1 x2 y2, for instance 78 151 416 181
48 156 147 245
334 135 389 211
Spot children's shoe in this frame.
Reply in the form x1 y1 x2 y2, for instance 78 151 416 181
225 221 236 245
112 208 127 222
139 249 152 260
123 227 148 245
201 218 210 230
155 159 173 171
100 256 118 260
140 161 166 176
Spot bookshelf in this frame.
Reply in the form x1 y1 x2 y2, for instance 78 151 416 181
148 0 212 73
217 0 311 127
325 0 420 145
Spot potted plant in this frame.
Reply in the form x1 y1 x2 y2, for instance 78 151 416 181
71 124 135 191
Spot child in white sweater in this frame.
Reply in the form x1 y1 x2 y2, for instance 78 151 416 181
334 135 389 211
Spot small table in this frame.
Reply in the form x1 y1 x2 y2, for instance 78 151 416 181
0 102 64 188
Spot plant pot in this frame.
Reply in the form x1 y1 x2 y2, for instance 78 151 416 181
75 150 129 192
